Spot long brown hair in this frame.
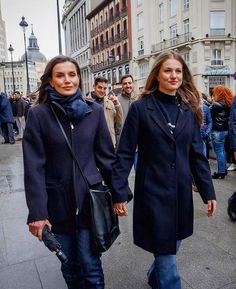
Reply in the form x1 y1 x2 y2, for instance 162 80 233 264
141 50 202 124
213 85 233 107
37 55 83 104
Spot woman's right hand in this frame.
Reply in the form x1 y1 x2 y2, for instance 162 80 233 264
28 219 52 241
113 202 128 216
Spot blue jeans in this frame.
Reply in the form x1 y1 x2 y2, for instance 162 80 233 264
147 241 181 289
211 130 228 173
55 228 104 289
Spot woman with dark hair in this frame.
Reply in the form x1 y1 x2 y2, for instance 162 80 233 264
23 55 117 289
111 51 216 289
210 85 233 179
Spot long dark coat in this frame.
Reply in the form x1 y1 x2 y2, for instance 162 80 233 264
23 100 115 233
112 94 216 255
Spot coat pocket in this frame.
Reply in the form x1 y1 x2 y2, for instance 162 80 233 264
46 181 74 224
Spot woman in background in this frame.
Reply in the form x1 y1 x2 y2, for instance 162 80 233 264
210 85 233 179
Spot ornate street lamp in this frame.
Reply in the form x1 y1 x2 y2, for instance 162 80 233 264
19 16 30 94
8 44 16 93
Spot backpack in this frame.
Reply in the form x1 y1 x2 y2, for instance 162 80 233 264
227 191 236 222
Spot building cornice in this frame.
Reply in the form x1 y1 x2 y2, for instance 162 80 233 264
86 0 112 20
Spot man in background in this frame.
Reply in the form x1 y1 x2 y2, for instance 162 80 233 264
89 76 123 148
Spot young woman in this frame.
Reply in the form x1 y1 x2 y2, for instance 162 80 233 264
210 85 233 179
112 50 216 289
23 55 117 289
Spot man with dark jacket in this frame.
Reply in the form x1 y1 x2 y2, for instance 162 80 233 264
0 92 15 144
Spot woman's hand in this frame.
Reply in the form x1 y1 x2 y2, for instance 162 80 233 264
113 202 128 216
28 219 52 241
207 200 217 217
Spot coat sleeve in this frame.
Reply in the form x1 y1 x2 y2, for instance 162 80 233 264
114 104 123 130
111 102 139 202
189 115 216 203
94 106 116 190
23 108 48 223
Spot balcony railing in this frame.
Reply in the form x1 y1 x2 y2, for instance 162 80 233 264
138 49 144 56
210 28 225 36
211 59 224 65
120 29 127 39
91 53 131 72
120 6 127 17
151 32 192 53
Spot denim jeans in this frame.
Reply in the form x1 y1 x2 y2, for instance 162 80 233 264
1 123 15 143
147 241 181 289
211 130 228 173
55 228 104 289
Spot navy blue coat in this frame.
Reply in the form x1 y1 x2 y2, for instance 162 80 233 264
0 92 14 123
112 94 216 254
23 100 115 233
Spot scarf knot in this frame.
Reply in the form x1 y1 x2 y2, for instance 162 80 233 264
46 85 88 122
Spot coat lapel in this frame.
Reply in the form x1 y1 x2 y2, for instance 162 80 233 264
174 103 191 138
146 94 175 141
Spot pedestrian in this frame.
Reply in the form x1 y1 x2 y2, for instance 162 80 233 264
200 93 212 157
88 76 123 148
111 50 216 289
210 85 233 179
23 55 118 289
12 91 26 140
0 92 15 144
116 74 137 139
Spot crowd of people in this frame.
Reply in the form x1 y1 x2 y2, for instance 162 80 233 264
0 50 235 289
0 91 37 144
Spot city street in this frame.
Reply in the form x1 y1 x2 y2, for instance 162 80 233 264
0 140 236 289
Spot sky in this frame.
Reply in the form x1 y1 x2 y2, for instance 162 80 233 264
1 0 65 61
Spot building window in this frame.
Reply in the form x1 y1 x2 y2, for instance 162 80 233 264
183 0 189 10
138 36 144 55
137 12 144 30
169 0 177 17
209 76 225 87
170 24 177 46
210 11 225 35
159 3 164 22
139 62 149 79
183 18 189 40
211 49 223 65
160 30 164 42
182 52 190 67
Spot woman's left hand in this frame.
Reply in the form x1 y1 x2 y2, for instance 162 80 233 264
207 200 217 217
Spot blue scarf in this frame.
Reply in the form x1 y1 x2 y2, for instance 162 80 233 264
46 85 88 122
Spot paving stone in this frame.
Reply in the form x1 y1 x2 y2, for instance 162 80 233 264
0 261 42 289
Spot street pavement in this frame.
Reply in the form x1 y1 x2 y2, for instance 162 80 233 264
0 139 236 289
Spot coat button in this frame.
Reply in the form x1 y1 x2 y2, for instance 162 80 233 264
171 163 176 169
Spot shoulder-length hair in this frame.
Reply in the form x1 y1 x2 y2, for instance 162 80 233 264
141 50 202 124
213 85 233 108
37 55 83 103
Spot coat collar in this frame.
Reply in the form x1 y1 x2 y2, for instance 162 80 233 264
146 94 190 140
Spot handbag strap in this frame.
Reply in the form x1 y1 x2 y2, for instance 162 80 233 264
50 105 90 189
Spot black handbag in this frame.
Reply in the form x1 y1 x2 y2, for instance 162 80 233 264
51 105 120 252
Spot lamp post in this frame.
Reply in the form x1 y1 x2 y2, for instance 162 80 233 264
0 61 6 93
56 0 62 54
19 16 30 94
8 44 16 93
